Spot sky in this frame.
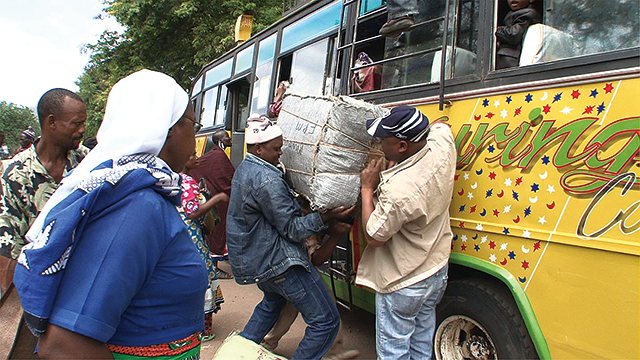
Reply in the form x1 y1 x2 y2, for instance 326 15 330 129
0 0 123 109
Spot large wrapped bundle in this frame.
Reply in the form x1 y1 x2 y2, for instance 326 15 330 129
278 93 387 211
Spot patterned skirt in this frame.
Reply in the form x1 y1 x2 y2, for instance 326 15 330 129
108 332 203 359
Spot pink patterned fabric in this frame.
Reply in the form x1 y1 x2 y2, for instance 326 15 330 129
179 174 200 217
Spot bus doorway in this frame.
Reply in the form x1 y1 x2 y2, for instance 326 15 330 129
227 78 251 167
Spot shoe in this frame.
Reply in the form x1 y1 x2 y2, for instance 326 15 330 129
215 267 234 279
379 15 415 38
202 333 216 342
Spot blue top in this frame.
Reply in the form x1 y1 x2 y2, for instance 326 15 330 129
48 187 208 346
226 153 327 284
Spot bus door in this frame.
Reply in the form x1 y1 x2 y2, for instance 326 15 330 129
226 78 251 167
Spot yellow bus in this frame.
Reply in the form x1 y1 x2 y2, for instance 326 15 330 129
189 0 639 358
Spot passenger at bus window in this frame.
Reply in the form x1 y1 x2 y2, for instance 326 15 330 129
495 0 541 69
357 106 456 359
379 0 418 37
268 81 289 118
226 115 355 360
13 70 208 359
352 52 383 93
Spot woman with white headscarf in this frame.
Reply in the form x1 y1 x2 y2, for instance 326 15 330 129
13 69 207 359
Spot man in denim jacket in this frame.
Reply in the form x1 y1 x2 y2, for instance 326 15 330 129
226 114 353 360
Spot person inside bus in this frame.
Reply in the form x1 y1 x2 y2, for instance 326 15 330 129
13 69 209 359
357 105 456 359
495 0 541 69
226 114 354 360
379 0 418 37
268 81 288 118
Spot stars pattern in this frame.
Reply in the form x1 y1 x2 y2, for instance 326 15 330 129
503 227 510 235
590 88 598 98
560 106 572 115
506 96 512 104
525 93 533 103
552 92 562 103
500 243 508 251
488 144 495 153
524 206 532 217
533 241 542 251
515 177 523 186
461 244 467 251
543 104 551 114
474 244 480 252
489 172 497 180
531 183 539 192
508 251 516 260
467 192 474 200
538 216 547 225
583 105 594 114
461 235 468 242
489 254 497 262
486 112 495 119
470 205 477 213
597 102 605 115
464 173 470 180
512 190 519 201
486 189 493 198
493 209 500 217
480 236 488 244
504 178 512 187
503 205 511 213
476 223 483 230
459 205 466 212
522 230 531 238
501 109 508 118
482 98 489 107
547 185 555 194
541 156 550 165
489 241 496 249
521 260 529 270
514 107 522 116
571 89 580 99
494 100 500 107
604 83 614 93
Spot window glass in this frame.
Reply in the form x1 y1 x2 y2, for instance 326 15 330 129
216 86 229 127
360 0 386 14
352 0 478 93
234 82 251 131
281 0 341 53
192 76 203 97
235 44 255 75
499 0 639 68
289 38 329 96
252 33 277 116
201 87 219 128
204 58 234 88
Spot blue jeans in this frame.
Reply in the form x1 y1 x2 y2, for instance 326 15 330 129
387 0 418 19
375 265 449 360
240 265 340 360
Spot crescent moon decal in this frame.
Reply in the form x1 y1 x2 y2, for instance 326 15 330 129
539 171 548 179
497 190 505 198
471 182 478 189
474 115 482 120
480 208 487 216
529 196 538 204
513 215 521 223
472 234 478 240
475 169 483 175
518 276 527 283
546 201 556 209
521 245 530 254
500 258 508 265
540 91 548 101
457 189 465 196
453 234 458 241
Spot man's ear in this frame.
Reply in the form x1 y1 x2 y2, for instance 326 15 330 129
398 140 408 153
46 114 56 129
254 143 263 156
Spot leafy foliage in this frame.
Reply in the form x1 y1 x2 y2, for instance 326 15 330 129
0 101 40 152
77 0 283 137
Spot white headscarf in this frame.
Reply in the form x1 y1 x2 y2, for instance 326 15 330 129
245 113 283 144
26 69 189 242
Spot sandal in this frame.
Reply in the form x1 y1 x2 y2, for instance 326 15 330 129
202 333 216 342
215 268 234 279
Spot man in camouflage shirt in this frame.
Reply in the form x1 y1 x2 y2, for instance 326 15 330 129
0 88 88 295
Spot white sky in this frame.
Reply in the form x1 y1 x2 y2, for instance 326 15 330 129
0 0 123 108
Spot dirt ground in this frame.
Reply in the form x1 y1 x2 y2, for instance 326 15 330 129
200 261 378 360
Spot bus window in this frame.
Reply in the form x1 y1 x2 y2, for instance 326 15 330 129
230 79 251 131
281 0 341 53
251 33 277 116
201 86 219 128
216 86 229 129
235 44 255 76
350 0 479 93
289 38 330 96
204 58 234 88
504 0 640 67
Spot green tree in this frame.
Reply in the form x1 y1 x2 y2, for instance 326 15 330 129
77 0 283 136
0 101 40 153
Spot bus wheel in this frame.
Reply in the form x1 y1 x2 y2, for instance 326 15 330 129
434 278 538 360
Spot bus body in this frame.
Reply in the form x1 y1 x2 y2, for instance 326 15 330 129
189 0 639 358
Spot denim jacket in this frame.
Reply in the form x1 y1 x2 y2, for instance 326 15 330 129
226 153 327 284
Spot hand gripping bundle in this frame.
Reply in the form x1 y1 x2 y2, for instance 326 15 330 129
277 92 388 211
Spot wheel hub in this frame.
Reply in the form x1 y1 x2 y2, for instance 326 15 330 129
434 315 497 360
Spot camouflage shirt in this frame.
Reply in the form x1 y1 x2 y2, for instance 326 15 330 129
0 141 89 259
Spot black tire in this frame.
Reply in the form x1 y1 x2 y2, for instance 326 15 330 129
434 278 539 360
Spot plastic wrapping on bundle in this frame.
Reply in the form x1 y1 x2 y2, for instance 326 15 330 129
278 92 388 210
